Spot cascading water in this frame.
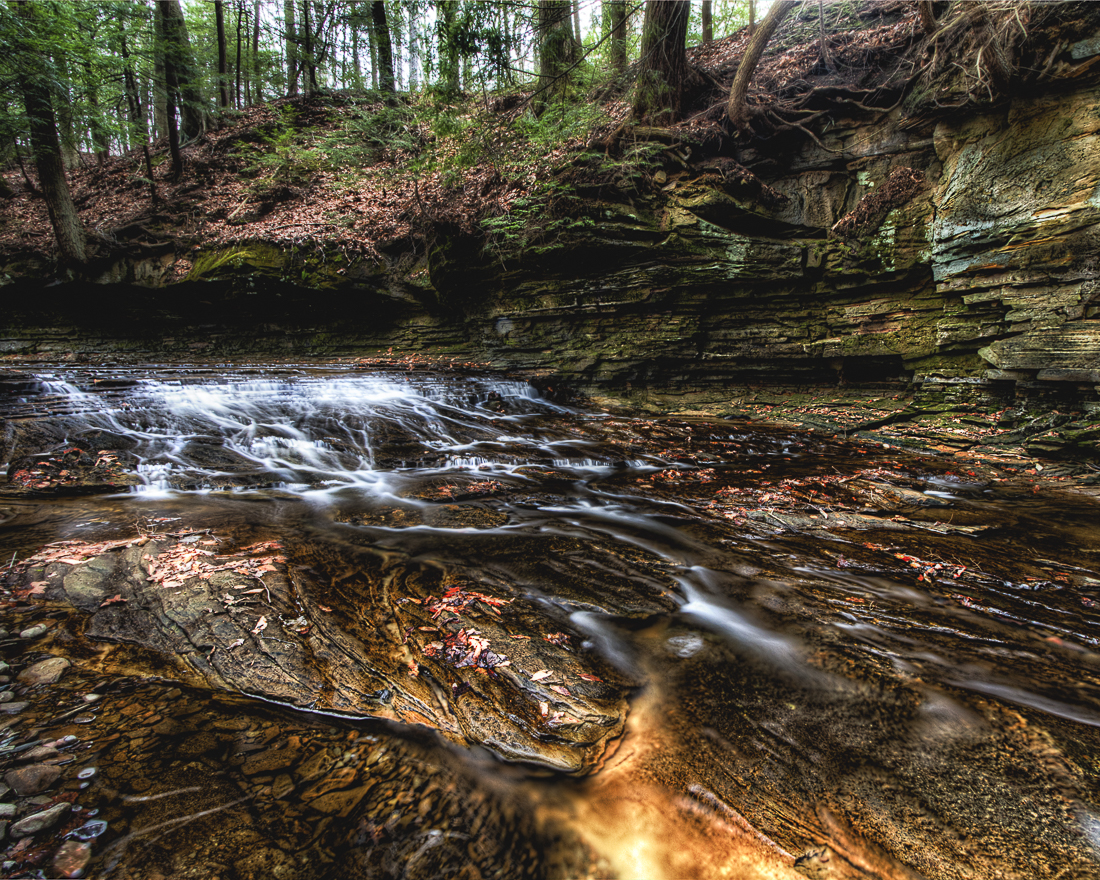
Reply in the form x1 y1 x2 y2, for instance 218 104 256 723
2 365 1100 880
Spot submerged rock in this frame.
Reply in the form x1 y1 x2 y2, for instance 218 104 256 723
6 532 631 774
17 657 71 686
4 764 61 797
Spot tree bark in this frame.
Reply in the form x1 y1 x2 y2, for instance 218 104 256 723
917 0 937 34
13 2 87 263
236 2 244 108
726 0 797 128
572 0 582 44
120 23 158 202
437 0 460 94
252 0 261 104
156 1 206 141
748 0 756 35
368 20 378 88
630 0 690 124
284 0 299 95
83 62 109 167
818 0 833 70
215 1 229 107
155 4 185 179
606 0 627 75
153 47 168 139
371 1 396 95
701 0 713 43
301 0 318 92
536 0 578 113
408 3 419 89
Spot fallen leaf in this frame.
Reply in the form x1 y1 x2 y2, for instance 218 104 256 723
252 616 267 635
318 604 332 612
99 594 126 607
549 685 571 696
578 673 603 682
530 670 552 681
539 701 549 717
227 638 244 648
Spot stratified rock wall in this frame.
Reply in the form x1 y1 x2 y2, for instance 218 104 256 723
1 76 1098 420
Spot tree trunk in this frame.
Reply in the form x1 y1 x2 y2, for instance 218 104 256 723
572 0 582 43
371 1 396 95
726 0 797 128
236 2 244 108
630 0 690 124
252 0 261 104
215 1 229 107
284 0 299 95
818 0 833 70
918 0 938 34
437 0 460 94
701 0 713 43
83 62 109 167
607 0 627 75
120 23 158 202
157 1 205 141
748 0 756 35
153 48 168 139
54 54 79 169
352 22 362 89
536 0 577 113
302 1 317 92
408 2 419 89
368 21 378 88
155 4 185 178
13 2 87 264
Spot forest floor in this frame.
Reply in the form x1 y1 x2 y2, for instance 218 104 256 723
0 1 925 266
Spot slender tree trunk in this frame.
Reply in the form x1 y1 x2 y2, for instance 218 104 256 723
748 0 756 35
153 43 168 138
818 0 833 70
302 0 317 91
437 0 460 94
371 1 396 95
727 0 797 127
236 2 244 107
608 0 627 75
701 0 713 43
351 22 362 88
54 55 79 169
252 0 261 103
572 0 582 43
13 2 86 263
284 0 299 95
408 2 419 89
368 21 378 88
631 0 690 124
83 62 109 167
536 0 577 113
215 1 229 107
120 24 157 202
157 1 206 141
155 4 185 179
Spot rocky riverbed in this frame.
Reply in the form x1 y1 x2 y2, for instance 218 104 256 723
1 367 1100 878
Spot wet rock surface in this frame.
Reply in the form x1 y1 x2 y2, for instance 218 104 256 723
0 369 1099 879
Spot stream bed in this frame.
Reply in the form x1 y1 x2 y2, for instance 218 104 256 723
1 365 1099 879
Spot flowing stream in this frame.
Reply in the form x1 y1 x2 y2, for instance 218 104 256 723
1 365 1100 879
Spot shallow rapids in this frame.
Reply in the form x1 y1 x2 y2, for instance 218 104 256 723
2 365 1100 879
